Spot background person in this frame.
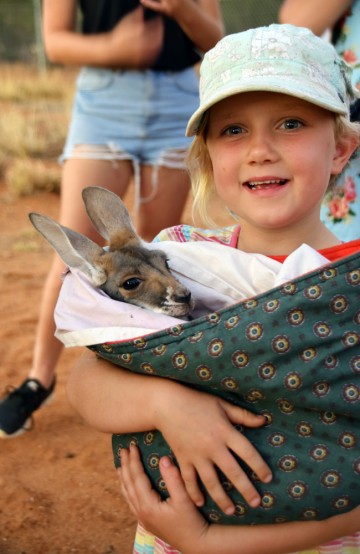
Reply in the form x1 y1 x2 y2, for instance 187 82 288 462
0 0 224 439
279 0 360 242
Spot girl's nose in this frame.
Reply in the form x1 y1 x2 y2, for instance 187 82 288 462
246 131 278 164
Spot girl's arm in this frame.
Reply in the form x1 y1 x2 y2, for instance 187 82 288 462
119 446 360 554
278 0 353 36
140 0 224 52
67 349 272 515
42 0 163 68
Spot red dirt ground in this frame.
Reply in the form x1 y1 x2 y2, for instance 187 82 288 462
0 183 138 553
0 181 232 554
0 178 233 554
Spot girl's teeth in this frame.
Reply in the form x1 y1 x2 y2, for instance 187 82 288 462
248 180 285 189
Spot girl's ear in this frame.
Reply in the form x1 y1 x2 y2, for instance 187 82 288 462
331 135 359 176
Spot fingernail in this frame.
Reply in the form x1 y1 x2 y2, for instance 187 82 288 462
249 496 261 508
225 505 235 515
160 456 172 468
263 473 272 483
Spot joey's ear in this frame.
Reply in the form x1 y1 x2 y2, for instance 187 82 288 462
29 213 107 286
82 186 139 244
331 134 359 176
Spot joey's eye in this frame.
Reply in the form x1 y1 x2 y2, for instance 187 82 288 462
280 119 303 130
165 258 170 270
224 125 245 136
122 277 142 290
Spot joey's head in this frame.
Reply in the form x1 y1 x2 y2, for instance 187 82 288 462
98 245 194 317
29 187 194 318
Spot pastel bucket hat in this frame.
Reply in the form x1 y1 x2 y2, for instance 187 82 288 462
186 24 358 136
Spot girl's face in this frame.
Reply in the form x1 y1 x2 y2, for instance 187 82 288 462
206 92 352 250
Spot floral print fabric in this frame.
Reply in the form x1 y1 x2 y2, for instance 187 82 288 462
321 0 360 240
90 227 360 553
93 249 360 526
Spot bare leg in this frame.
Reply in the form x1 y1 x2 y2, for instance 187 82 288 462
137 164 191 241
29 157 133 388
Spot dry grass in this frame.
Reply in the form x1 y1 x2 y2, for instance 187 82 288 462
5 158 62 196
0 109 68 159
0 63 77 196
0 63 76 102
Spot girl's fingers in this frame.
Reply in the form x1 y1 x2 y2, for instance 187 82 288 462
117 449 139 514
117 466 139 518
197 461 237 515
225 404 267 429
227 429 273 485
119 446 159 514
223 405 273 484
159 456 194 505
128 445 157 493
119 448 197 529
179 464 205 507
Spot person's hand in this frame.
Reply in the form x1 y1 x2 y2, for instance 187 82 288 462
140 0 184 19
119 446 360 554
119 446 209 553
108 6 164 68
153 385 272 515
140 0 224 56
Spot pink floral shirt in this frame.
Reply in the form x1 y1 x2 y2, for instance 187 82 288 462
321 0 360 240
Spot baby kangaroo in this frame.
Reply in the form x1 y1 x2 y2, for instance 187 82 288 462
29 186 193 317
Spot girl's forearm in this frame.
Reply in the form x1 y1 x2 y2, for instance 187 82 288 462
192 510 360 554
67 350 180 433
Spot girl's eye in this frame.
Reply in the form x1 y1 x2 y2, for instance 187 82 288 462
223 125 246 136
280 119 303 130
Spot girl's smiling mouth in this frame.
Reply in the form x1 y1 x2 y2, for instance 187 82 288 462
245 179 288 190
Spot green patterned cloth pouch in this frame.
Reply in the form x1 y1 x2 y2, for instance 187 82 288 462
89 252 360 525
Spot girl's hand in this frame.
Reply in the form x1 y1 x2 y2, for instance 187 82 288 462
119 446 360 554
69 351 270 514
119 446 209 553
153 385 272 515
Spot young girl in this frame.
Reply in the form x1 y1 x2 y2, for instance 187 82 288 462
67 24 360 553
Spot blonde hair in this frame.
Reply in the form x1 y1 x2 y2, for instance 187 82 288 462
187 113 360 228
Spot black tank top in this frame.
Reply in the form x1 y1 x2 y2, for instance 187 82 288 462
79 0 201 71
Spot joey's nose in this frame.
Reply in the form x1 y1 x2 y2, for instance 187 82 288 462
175 292 192 304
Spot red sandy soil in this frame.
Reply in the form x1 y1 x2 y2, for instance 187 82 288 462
0 181 232 554
0 182 137 554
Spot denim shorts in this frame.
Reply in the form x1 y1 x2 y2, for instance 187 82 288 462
61 66 200 168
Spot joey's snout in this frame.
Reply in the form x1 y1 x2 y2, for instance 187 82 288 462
163 286 194 317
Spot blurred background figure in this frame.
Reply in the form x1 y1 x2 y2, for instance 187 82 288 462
219 0 281 33
279 0 360 242
0 0 224 439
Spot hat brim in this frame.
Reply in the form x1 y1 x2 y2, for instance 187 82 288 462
186 78 348 137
